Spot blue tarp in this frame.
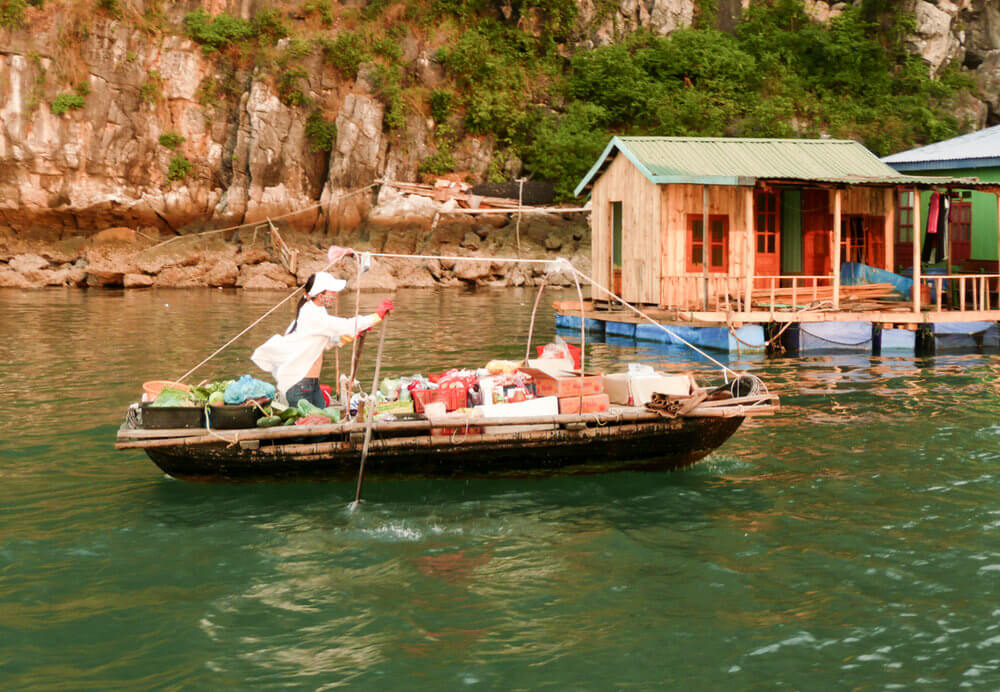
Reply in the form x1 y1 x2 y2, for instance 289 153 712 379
840 262 911 298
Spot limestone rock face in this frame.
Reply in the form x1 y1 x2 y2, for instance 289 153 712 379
975 50 1000 116
124 273 154 289
206 259 240 287
9 254 49 274
237 262 296 289
318 91 386 238
453 259 491 282
579 0 696 45
1 0 999 242
0 268 32 288
910 0 963 74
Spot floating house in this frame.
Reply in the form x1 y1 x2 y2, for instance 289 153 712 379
559 136 1000 354
884 125 1000 271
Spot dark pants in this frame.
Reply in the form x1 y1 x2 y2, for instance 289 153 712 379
285 377 325 408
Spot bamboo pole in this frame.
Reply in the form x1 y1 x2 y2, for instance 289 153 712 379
353 313 389 505
913 187 922 312
523 278 548 364
833 188 842 310
116 399 780 451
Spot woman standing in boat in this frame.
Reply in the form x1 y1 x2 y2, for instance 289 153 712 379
252 271 393 407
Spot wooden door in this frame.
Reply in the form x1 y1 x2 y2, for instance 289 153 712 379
950 200 972 264
801 190 831 276
610 201 623 295
895 190 914 271
754 191 780 287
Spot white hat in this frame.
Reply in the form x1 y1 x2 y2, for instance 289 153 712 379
307 271 347 296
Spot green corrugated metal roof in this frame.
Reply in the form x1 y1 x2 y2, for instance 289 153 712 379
574 136 992 196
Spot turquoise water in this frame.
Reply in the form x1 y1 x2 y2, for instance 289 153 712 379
2 288 1000 689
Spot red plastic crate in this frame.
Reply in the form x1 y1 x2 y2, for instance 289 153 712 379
412 386 466 413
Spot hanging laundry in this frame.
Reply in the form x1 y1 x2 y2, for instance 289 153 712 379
922 192 941 263
936 194 950 262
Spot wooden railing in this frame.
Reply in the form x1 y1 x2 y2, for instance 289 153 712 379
660 273 1000 314
917 274 1000 313
661 275 833 312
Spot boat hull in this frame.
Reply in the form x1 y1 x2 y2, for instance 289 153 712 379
143 416 744 481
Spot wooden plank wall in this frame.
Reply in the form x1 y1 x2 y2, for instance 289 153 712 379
661 184 752 305
841 187 887 217
590 154 661 304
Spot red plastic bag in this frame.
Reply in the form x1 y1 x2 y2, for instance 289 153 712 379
295 414 333 426
319 384 333 407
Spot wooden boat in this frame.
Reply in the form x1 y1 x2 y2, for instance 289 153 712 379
115 388 778 481
115 249 779 482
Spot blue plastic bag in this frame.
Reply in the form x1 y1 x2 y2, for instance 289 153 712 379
224 375 277 404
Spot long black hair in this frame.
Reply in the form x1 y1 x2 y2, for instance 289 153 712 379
287 274 317 334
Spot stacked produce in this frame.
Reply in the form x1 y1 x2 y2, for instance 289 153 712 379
137 342 610 432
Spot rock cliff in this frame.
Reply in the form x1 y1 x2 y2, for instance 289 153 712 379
1 0 999 269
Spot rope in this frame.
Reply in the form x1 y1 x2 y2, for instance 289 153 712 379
147 184 377 251
172 252 351 383
171 250 741 385
726 298 837 353
369 251 554 264
568 266 737 380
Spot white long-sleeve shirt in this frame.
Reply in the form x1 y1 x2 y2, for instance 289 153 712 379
251 301 381 396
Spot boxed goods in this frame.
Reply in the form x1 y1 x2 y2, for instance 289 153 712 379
519 368 603 398
558 393 611 415
603 372 691 406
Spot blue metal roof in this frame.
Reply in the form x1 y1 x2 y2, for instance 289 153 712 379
882 125 1000 171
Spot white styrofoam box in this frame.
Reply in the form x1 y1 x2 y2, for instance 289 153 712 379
603 373 690 406
480 396 559 433
525 357 575 377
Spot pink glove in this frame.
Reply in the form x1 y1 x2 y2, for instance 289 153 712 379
327 246 354 265
377 299 394 318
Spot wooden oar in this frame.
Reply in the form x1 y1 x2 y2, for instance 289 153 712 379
351 314 389 509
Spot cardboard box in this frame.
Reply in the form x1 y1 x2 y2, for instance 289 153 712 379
558 393 610 414
603 373 690 406
518 368 603 398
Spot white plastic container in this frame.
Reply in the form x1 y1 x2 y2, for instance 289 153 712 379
603 373 690 406
480 396 559 434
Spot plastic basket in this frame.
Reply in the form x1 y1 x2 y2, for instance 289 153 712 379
412 386 466 413
143 380 191 399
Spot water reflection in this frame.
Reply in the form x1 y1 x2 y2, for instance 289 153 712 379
5 288 1000 689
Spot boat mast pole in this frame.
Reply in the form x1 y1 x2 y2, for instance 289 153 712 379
353 314 390 508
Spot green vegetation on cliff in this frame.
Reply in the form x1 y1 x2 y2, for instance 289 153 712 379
5 0 975 200
426 0 974 197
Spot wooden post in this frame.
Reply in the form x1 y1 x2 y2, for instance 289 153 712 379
884 188 895 272
702 185 709 310
832 188 842 310
744 186 754 313
913 187 922 313
995 192 1000 275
